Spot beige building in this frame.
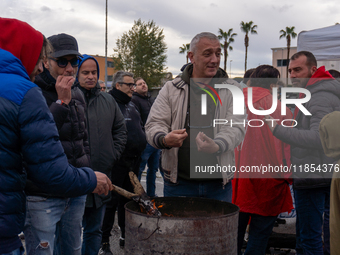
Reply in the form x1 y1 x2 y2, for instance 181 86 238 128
90 55 117 88
271 47 297 80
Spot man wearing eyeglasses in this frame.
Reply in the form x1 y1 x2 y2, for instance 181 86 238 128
99 80 106 92
99 71 146 253
24 33 95 255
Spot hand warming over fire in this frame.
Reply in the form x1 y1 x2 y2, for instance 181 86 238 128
195 132 219 154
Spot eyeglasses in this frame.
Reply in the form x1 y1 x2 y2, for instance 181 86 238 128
49 57 79 68
118 82 136 89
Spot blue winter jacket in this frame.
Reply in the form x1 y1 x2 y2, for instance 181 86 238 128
0 49 97 253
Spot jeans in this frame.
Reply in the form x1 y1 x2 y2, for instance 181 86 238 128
138 143 160 197
24 195 86 255
294 187 330 255
81 204 107 255
164 176 232 202
237 212 277 255
1 246 24 255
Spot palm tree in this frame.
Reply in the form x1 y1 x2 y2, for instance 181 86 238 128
217 28 237 72
279 26 297 79
179 43 190 63
240 21 257 72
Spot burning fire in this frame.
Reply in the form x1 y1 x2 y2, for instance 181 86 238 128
138 200 174 217
163 213 174 217
152 201 173 217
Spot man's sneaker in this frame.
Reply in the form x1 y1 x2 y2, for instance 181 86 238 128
18 232 25 240
119 237 125 248
276 218 286 225
99 242 113 255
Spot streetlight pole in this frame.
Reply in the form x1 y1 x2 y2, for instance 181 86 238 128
281 48 284 80
230 60 232 78
105 0 108 87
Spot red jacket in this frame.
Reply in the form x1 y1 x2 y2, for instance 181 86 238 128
233 87 293 216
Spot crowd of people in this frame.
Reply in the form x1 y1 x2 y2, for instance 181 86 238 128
1 17 340 255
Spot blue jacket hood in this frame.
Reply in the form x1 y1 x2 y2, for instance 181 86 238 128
76 54 100 82
0 48 36 105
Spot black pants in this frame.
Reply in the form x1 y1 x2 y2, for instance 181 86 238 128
101 156 141 243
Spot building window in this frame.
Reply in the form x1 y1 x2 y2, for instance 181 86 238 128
277 59 289 67
107 61 114 68
107 75 113 81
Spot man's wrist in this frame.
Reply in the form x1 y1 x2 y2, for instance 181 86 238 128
162 136 172 149
213 139 228 155
158 135 172 149
56 99 68 106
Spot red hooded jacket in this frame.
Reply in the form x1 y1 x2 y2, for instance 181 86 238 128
233 87 293 216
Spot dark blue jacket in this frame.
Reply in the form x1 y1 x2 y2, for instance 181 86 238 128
0 49 97 253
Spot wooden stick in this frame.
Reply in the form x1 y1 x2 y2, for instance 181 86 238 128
129 171 147 196
112 184 138 199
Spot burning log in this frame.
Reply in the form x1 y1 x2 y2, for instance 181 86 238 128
129 171 145 196
111 171 161 217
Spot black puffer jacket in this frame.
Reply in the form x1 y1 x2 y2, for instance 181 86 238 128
274 68 340 189
78 83 127 208
110 88 147 158
131 92 155 126
25 68 91 197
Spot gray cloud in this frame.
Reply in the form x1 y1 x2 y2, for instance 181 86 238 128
40 6 51 12
271 4 293 13
1 0 339 76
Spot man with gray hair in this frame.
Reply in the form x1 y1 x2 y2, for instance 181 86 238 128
145 32 245 202
100 71 146 253
98 80 106 92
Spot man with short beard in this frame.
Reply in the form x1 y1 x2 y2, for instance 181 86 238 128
132 77 160 197
265 51 340 254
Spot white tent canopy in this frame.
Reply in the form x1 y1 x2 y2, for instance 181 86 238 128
297 24 340 61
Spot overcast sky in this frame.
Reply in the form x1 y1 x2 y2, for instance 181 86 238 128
1 0 339 77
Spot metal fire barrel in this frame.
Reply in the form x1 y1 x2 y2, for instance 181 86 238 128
125 197 239 255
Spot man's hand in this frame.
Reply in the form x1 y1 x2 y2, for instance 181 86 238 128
92 172 113 195
55 76 75 105
164 129 188 147
195 132 220 154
